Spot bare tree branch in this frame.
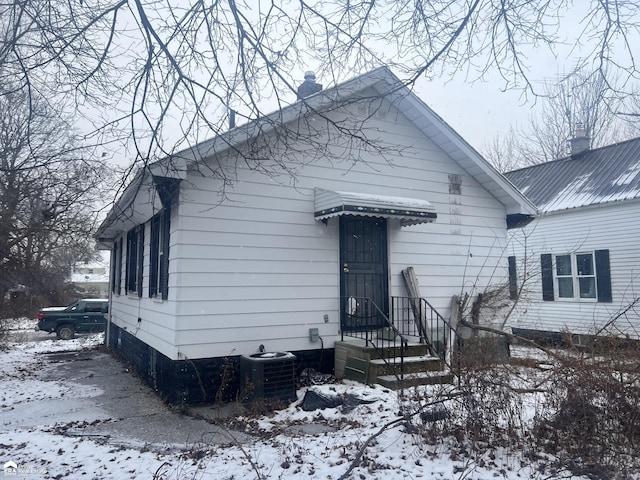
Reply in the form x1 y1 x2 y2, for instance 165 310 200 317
0 88 111 308
0 0 638 198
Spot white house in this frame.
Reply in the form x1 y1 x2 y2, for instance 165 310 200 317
70 252 110 298
96 67 535 404
505 135 640 343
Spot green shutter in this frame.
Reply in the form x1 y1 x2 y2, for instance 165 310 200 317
137 225 145 297
595 249 612 303
149 215 159 298
117 238 123 295
111 243 118 294
160 206 171 300
508 256 518 300
541 254 554 301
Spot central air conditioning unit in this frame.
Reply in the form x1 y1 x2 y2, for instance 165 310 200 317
240 352 297 403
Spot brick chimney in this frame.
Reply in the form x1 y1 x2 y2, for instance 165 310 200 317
570 123 590 155
296 71 322 100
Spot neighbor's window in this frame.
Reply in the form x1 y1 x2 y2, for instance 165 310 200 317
555 254 574 298
576 253 597 299
554 252 597 300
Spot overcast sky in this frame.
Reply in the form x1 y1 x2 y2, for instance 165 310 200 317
418 75 534 153
397 3 638 155
416 60 609 154
415 59 586 154
91 3 638 169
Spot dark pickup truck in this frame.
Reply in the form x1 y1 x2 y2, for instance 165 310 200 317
36 299 109 340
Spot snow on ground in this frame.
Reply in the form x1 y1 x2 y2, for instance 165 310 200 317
0 319 618 479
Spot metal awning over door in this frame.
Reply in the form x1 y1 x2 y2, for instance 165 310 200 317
314 188 437 226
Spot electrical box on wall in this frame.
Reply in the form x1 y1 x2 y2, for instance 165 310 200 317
309 328 319 342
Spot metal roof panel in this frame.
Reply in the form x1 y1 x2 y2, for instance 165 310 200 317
505 137 640 212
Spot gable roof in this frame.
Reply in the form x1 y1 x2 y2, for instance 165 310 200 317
505 137 640 213
96 67 535 241
170 66 535 215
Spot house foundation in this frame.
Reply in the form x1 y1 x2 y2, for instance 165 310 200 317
107 323 334 405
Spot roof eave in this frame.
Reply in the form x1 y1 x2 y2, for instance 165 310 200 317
95 161 186 243
101 66 538 242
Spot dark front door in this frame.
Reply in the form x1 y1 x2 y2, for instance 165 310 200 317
339 216 389 331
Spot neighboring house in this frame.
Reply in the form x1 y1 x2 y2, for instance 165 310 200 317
505 134 640 343
95 67 535 404
70 252 110 297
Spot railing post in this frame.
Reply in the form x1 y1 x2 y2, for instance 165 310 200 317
400 338 405 387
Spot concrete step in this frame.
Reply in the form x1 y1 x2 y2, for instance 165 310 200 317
377 371 455 389
335 340 454 388
336 339 432 360
371 344 433 360
343 356 369 383
368 355 444 377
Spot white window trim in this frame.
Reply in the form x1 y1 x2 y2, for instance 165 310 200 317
553 252 598 302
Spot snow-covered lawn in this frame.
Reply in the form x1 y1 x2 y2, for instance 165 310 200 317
0 318 635 479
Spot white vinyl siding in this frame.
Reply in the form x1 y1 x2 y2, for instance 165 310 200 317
107 98 516 361
509 200 640 338
108 205 180 358
165 103 510 360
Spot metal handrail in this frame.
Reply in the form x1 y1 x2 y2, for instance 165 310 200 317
340 296 408 383
339 295 461 382
391 296 460 372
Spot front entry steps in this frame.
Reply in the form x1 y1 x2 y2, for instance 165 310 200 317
335 339 454 389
